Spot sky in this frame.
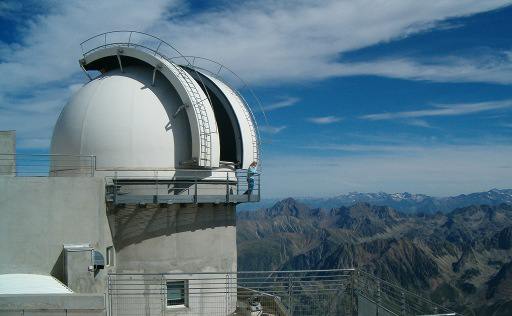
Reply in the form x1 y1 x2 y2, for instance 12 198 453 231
1 0 512 197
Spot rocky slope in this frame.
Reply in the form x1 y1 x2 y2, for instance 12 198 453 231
237 199 512 315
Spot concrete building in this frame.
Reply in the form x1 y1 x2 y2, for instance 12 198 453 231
0 32 260 316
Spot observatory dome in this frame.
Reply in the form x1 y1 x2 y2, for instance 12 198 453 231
51 65 193 172
51 36 259 176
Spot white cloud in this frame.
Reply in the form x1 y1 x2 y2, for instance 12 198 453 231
158 0 512 84
360 99 512 120
0 0 183 148
308 116 343 124
262 97 300 112
332 55 512 85
1 0 511 148
262 144 512 197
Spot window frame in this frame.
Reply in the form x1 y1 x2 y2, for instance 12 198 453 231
166 280 188 308
106 246 114 266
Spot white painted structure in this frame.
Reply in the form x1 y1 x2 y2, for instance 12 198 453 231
0 274 73 294
51 42 259 174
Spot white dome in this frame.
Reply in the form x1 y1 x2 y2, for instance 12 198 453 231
51 65 192 172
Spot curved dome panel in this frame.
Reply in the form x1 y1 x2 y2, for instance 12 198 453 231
51 65 192 173
81 47 220 168
186 68 259 169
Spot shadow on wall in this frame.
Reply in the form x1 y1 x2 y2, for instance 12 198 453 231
50 249 64 282
108 204 236 250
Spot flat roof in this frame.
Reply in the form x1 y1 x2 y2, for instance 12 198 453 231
0 274 73 294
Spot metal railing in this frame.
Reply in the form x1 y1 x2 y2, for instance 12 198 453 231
106 269 460 316
105 169 260 204
107 269 353 316
0 154 95 177
355 270 457 316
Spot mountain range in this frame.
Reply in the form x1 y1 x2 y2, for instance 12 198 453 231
236 198 512 315
237 188 512 214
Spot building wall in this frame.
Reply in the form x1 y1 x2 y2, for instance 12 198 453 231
0 177 112 294
109 203 237 273
108 203 237 315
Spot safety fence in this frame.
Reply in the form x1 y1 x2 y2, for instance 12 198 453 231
0 153 95 176
107 269 460 316
107 270 353 316
105 169 260 204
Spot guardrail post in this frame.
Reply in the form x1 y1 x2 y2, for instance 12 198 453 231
194 178 198 204
288 275 293 315
401 291 406 316
377 280 381 316
113 171 118 205
257 174 261 201
350 270 355 316
225 172 229 204
154 171 159 204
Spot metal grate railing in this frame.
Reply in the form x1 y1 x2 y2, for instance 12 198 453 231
355 270 457 316
106 269 461 316
107 269 353 316
0 153 95 177
105 169 260 205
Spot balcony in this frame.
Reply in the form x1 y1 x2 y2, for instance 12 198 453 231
0 154 260 204
105 169 261 205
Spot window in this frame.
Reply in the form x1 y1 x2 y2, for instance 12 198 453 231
166 280 187 307
106 246 114 266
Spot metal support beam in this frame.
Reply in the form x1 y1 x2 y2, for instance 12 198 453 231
79 62 92 81
152 67 157 86
172 104 187 118
152 64 162 86
116 49 124 73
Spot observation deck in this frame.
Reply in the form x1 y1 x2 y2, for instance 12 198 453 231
0 153 261 205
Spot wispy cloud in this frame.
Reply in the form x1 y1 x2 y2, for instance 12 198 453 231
262 97 300 112
329 54 512 86
405 119 432 128
360 100 512 121
308 116 343 124
259 125 287 134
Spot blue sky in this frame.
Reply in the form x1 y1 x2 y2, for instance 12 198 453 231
1 0 512 197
